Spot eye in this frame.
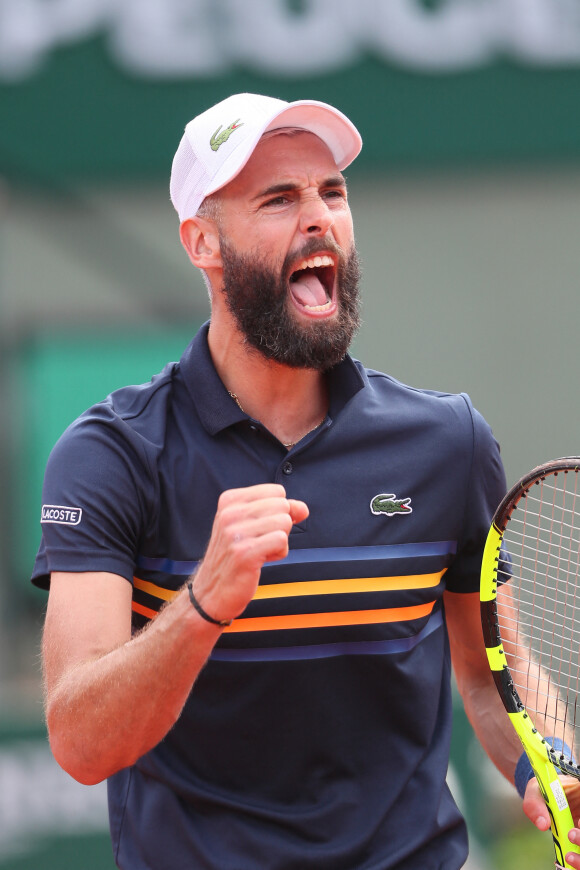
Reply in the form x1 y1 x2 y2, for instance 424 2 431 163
262 195 291 208
323 189 346 202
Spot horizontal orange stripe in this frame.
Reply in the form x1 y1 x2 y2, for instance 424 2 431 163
133 576 177 602
132 600 158 620
222 600 435 633
253 572 444 600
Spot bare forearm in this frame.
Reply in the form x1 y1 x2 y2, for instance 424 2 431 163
45 587 220 785
445 590 521 784
459 676 522 782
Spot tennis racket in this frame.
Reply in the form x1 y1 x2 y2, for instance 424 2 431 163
480 457 580 869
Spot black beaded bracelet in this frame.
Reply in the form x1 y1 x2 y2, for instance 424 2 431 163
187 581 233 627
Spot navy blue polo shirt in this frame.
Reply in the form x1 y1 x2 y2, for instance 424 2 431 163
33 322 506 870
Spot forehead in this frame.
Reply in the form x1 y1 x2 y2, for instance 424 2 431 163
222 131 341 199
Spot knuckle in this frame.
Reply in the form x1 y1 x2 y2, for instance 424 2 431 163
216 490 233 512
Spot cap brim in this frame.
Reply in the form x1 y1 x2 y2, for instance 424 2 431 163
205 99 362 199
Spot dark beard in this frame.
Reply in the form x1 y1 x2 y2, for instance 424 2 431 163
219 236 362 371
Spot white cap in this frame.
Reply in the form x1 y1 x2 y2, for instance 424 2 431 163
169 93 362 222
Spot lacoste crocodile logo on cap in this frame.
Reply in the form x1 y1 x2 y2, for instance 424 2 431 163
370 493 412 517
210 118 243 152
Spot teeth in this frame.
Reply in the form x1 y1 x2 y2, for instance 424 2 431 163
304 300 333 312
297 255 333 271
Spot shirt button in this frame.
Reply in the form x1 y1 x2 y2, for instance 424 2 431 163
282 461 293 475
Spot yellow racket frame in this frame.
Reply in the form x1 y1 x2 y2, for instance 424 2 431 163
481 522 577 869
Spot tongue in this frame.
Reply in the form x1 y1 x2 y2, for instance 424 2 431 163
290 272 328 307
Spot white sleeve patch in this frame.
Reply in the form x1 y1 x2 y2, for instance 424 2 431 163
41 505 83 526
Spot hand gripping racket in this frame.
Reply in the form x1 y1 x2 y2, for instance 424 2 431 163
480 458 580 869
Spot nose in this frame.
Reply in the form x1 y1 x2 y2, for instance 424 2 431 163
298 194 333 237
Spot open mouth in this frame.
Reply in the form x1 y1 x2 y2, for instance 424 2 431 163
288 255 336 314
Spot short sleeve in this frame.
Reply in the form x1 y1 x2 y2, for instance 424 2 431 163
444 397 506 593
32 406 154 589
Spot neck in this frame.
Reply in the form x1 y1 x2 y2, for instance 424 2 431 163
208 318 329 448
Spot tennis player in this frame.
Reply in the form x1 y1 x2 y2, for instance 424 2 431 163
33 93 580 869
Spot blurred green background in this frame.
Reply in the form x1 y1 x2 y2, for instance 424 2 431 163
2 2 580 867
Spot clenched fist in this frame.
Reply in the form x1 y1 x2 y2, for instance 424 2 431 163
189 483 309 625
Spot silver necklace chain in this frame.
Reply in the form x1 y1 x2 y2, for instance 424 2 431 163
227 391 324 450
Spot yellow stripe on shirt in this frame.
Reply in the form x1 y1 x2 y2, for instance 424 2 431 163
253 571 445 600
133 571 444 605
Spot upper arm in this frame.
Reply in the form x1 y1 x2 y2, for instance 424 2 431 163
34 419 149 589
43 571 133 696
444 589 490 692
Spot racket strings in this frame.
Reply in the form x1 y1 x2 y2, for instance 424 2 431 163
496 469 580 746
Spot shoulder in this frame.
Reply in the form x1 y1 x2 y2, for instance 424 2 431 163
363 363 467 405
354 361 486 434
39 363 185 561
66 361 178 438
47 360 184 485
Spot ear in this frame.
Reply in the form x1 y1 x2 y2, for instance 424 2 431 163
179 217 222 270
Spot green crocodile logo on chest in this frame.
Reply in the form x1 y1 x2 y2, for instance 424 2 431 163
370 493 413 516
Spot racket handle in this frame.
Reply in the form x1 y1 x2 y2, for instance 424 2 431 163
507 713 578 867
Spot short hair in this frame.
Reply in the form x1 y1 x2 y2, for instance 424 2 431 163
196 191 223 223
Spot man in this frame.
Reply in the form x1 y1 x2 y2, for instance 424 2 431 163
33 93 580 868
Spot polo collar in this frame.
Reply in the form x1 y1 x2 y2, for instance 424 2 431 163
180 321 365 436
